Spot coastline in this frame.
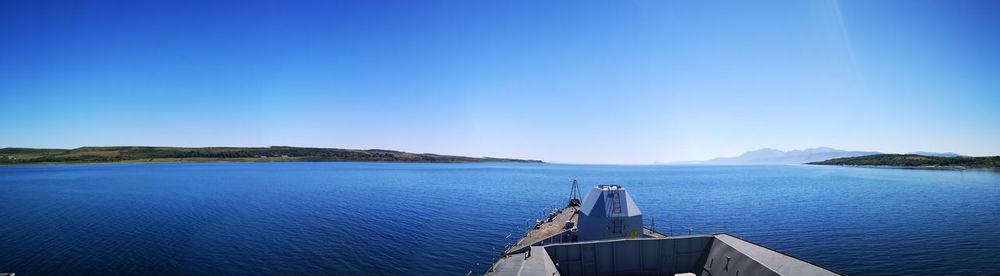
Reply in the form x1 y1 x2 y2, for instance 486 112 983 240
0 158 544 167
806 154 999 170
810 164 969 170
0 146 543 166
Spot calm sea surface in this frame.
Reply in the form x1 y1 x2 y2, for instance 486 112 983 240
1 162 998 275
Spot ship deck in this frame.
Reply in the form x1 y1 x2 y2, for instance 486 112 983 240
504 206 579 255
488 234 840 276
503 206 667 255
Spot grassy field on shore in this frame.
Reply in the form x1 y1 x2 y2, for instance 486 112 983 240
0 146 542 165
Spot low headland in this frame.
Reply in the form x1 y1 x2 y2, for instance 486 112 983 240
0 146 543 165
808 154 1000 169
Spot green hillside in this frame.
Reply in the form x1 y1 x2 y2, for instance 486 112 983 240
808 154 999 168
0 146 542 165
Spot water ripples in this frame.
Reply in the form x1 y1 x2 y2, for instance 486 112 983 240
0 163 997 275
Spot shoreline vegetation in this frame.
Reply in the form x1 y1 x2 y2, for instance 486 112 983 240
807 154 1000 169
0 146 543 165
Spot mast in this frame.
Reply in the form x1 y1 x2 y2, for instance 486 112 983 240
567 179 581 207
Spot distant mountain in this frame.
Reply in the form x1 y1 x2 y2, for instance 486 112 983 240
908 151 962 157
706 147 882 164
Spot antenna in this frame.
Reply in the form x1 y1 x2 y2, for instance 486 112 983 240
567 179 582 207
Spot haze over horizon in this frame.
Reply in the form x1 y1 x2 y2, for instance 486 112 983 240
2 1 998 164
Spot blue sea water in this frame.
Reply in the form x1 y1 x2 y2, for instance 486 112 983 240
0 162 998 275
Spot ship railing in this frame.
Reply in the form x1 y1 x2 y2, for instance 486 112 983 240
643 216 699 237
486 202 566 274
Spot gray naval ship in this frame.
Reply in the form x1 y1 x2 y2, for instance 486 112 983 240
487 181 840 276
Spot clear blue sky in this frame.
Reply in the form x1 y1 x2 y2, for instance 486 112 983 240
1 0 998 164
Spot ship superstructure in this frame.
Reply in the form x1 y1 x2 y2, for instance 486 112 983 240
487 181 839 276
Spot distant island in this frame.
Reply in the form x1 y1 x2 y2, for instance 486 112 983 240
0 146 543 165
705 147 881 164
808 154 999 169
701 147 997 169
